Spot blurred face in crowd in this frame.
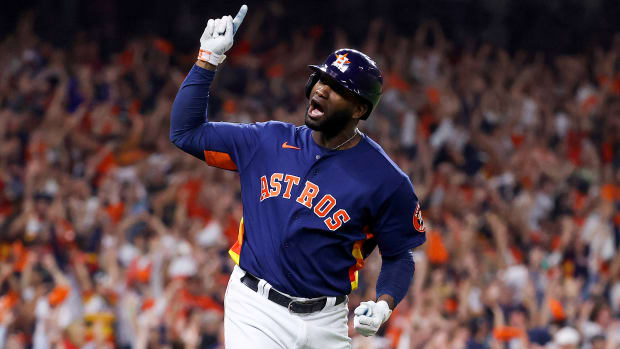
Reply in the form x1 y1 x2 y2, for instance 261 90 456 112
509 309 527 328
134 233 149 253
34 194 52 217
595 305 612 327
305 73 367 137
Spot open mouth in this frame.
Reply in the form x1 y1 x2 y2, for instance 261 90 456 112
308 97 325 119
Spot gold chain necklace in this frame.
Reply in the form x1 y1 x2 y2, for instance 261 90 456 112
331 128 360 150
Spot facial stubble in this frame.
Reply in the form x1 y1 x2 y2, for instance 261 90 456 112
304 105 354 139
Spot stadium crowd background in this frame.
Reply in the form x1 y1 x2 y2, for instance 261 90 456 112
1 0 619 348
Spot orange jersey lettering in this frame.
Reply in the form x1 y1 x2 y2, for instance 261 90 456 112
269 173 284 197
313 194 337 218
260 176 270 201
296 181 320 208
324 209 351 231
282 174 301 199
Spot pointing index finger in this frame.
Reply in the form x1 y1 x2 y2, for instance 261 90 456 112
232 4 248 35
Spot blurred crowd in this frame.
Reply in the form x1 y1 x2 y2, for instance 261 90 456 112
1 7 620 349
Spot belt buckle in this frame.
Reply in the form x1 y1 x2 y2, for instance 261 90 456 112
287 299 308 313
287 301 296 313
287 297 327 313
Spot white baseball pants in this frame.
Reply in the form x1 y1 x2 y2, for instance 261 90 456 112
224 265 352 348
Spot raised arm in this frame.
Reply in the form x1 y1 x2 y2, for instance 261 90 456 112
169 63 217 160
170 6 269 172
169 5 247 158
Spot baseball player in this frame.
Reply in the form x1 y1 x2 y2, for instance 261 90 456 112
170 5 426 348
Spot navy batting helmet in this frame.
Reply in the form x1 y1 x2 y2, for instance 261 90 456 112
305 48 383 120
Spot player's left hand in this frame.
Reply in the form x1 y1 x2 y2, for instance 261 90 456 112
353 300 392 337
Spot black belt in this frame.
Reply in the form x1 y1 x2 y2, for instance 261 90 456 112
240 272 346 313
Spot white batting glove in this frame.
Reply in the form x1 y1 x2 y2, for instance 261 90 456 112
198 5 248 66
353 300 392 337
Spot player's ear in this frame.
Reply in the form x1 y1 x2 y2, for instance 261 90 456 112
351 101 368 120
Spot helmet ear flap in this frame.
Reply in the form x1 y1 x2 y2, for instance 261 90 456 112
305 72 320 98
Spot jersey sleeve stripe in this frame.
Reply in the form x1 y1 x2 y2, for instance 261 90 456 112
204 150 238 171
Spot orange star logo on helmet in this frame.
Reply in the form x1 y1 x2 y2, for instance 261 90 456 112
332 53 351 73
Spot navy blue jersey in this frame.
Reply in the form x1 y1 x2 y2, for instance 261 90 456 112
171 65 426 298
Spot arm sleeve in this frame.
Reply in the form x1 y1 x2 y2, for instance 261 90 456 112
376 250 415 306
170 64 263 171
372 177 426 257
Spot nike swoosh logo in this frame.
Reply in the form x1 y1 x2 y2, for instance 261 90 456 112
282 142 301 150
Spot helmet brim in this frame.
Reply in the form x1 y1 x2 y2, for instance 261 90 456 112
308 64 364 100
